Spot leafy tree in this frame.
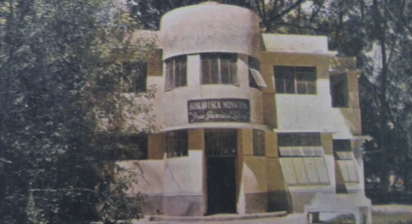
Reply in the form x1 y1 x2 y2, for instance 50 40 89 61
0 0 154 223
127 0 308 31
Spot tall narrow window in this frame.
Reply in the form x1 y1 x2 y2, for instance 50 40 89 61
253 129 265 156
330 74 349 107
201 53 238 85
166 130 188 158
275 66 317 94
165 55 187 91
249 57 267 89
121 62 147 93
333 139 358 183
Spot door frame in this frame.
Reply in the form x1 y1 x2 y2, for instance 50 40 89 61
204 129 239 215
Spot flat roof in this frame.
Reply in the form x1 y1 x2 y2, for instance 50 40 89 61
262 33 336 56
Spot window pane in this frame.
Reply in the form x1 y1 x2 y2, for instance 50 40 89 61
294 158 309 184
304 157 320 184
249 57 260 71
296 80 307 94
305 133 321 146
230 61 238 85
275 74 286 93
331 74 348 107
279 147 292 156
249 72 259 88
334 140 351 151
210 60 219 84
307 82 316 94
291 148 302 156
314 157 330 184
181 61 187 86
338 160 350 182
280 158 298 185
165 62 174 91
347 160 359 182
278 133 300 146
202 60 210 84
174 61 181 87
221 61 230 84
285 74 295 93
302 148 315 156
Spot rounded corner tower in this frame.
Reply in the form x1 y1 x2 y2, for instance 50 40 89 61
160 1 261 60
159 1 265 131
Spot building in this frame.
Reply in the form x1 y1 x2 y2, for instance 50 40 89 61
118 1 372 223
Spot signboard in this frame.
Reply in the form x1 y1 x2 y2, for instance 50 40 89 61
188 99 250 123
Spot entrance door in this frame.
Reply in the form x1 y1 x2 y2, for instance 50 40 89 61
205 130 237 215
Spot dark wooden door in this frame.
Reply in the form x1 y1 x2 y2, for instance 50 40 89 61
205 130 237 214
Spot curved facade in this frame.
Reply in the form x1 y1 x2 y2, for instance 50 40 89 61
160 2 261 60
159 2 264 131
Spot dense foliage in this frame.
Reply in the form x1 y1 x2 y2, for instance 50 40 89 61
1 0 412 223
0 0 154 223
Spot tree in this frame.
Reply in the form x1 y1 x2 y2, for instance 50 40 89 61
0 0 155 223
127 0 308 31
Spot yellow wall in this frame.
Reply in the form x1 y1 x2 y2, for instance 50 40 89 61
148 133 165 159
189 129 205 150
239 129 268 193
147 49 163 77
265 132 278 158
321 133 333 155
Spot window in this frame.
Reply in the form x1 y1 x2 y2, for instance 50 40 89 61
201 53 238 85
205 130 237 156
280 157 330 185
166 130 188 158
275 66 317 94
165 55 187 91
333 139 358 183
278 133 323 157
278 133 328 185
333 139 352 160
278 133 321 147
253 130 265 156
249 57 267 89
330 74 349 107
121 62 147 93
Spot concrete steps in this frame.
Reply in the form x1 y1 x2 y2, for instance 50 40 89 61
145 211 287 222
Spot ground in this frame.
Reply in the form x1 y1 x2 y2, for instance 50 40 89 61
371 205 412 224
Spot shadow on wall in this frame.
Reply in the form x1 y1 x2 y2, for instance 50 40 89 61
268 190 292 213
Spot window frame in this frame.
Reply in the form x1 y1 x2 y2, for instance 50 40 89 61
121 62 147 93
278 133 321 147
333 139 359 183
278 133 329 186
330 73 349 108
249 56 267 90
201 53 238 86
274 66 317 95
165 55 187 91
166 130 188 158
253 129 265 157
205 129 237 157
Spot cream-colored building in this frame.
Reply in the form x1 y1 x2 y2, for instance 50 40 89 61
119 2 372 223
